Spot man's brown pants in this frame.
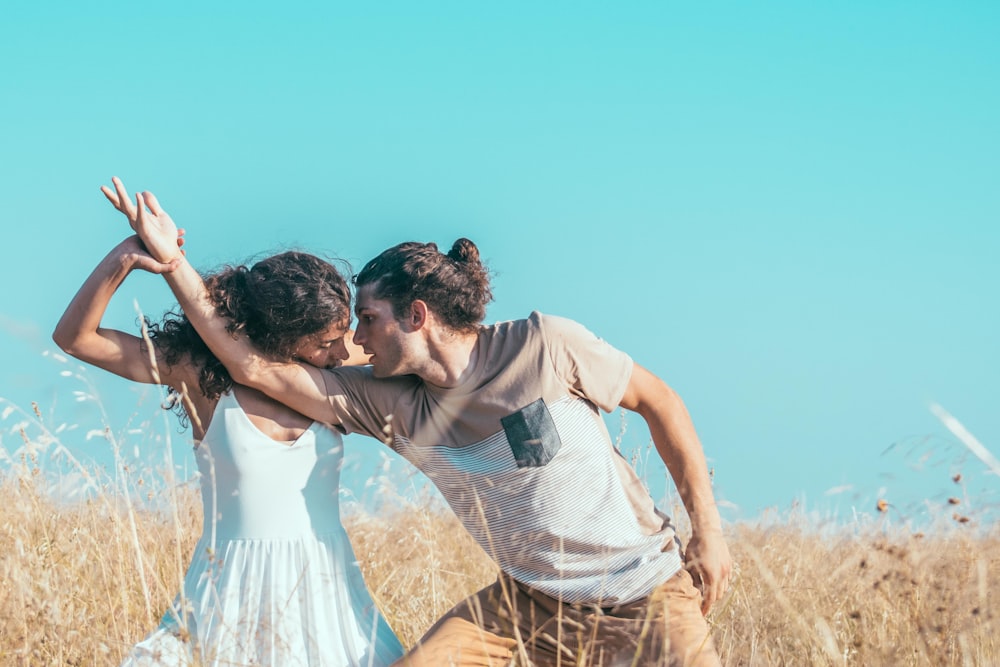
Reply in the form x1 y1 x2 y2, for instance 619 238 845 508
394 568 721 667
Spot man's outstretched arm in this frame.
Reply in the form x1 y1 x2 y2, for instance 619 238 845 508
619 363 732 614
102 177 342 425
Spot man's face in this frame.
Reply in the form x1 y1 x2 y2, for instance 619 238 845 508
292 321 352 370
352 285 412 378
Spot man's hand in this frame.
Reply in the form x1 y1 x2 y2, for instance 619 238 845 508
101 177 184 264
684 527 733 615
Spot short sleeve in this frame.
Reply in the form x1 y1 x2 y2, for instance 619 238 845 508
321 366 414 441
535 312 634 412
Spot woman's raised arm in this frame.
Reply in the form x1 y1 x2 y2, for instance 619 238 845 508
102 177 345 427
53 235 186 387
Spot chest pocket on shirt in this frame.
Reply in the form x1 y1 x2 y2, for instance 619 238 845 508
501 398 562 468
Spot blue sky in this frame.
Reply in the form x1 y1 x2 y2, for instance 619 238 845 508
1 2 997 525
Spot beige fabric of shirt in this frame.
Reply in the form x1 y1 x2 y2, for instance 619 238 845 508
324 312 682 605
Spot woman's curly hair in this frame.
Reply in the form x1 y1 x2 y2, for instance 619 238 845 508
144 251 351 425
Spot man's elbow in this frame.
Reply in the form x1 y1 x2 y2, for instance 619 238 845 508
225 359 274 391
226 364 257 387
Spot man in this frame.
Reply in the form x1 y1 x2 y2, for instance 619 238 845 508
109 178 731 666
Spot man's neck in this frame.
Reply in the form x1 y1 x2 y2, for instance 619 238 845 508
418 328 480 389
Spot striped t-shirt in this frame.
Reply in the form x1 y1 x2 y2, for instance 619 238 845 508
325 312 682 605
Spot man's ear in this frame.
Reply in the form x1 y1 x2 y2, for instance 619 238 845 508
407 299 429 331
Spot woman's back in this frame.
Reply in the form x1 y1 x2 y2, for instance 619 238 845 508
193 387 346 541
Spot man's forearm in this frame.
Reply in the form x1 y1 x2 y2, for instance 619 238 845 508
648 388 723 534
162 258 262 386
630 369 732 611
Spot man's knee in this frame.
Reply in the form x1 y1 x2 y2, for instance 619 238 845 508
396 616 516 667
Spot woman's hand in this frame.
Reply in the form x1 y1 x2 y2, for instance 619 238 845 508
115 235 182 275
101 176 185 264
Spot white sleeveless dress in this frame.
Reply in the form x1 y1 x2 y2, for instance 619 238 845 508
120 391 404 667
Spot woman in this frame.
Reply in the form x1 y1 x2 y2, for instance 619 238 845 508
53 227 404 666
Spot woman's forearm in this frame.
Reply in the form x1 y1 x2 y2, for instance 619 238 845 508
53 241 134 356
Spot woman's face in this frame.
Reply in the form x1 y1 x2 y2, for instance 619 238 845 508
292 321 352 370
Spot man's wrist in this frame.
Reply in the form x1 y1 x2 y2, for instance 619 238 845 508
688 508 724 535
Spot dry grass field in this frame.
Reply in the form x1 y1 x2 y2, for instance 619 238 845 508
0 393 997 666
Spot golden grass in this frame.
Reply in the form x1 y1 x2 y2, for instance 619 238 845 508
0 466 202 665
2 465 997 667
1 381 997 666
713 523 999 665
